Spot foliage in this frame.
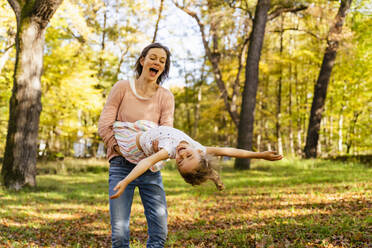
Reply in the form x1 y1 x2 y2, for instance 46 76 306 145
0 158 371 247
0 2 16 155
172 83 237 147
0 0 370 158
326 11 372 154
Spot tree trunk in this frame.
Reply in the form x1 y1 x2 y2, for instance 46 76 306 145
338 106 345 153
346 111 360 154
192 57 206 138
304 0 352 158
276 15 284 155
193 84 202 138
257 133 261 152
184 74 192 135
327 97 333 154
288 18 295 156
258 75 269 152
235 0 271 170
294 59 303 156
288 59 295 155
265 121 272 151
322 117 328 154
98 1 107 81
2 0 63 190
317 118 323 156
329 115 334 153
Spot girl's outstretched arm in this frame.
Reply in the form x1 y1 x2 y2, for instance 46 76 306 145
110 149 169 199
206 147 283 161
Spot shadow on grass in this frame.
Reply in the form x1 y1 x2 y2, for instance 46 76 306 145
0 175 108 208
165 197 371 247
1 195 369 247
0 209 111 247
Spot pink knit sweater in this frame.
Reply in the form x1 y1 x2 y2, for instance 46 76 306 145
98 79 175 161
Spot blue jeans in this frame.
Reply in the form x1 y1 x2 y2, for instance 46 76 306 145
109 156 168 248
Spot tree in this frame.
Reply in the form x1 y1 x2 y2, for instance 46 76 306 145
2 0 63 190
304 0 353 158
235 0 271 169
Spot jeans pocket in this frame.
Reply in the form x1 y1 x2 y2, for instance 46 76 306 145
109 156 123 167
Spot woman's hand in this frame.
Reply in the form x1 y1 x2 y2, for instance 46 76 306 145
114 145 125 157
152 139 159 152
110 180 128 199
261 151 283 161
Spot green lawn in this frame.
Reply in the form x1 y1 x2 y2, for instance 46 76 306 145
0 158 371 247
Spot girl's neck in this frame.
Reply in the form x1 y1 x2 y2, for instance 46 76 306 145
135 76 159 98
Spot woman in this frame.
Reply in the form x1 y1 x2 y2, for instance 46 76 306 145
98 43 174 248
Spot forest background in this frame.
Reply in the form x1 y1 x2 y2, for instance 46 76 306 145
0 0 371 161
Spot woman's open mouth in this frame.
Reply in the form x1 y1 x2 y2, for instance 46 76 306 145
149 68 159 77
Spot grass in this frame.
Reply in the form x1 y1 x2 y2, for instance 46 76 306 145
0 158 371 247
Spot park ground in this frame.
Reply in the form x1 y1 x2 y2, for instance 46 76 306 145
0 158 371 247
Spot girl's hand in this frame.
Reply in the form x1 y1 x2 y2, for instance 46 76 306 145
262 151 283 161
110 180 127 199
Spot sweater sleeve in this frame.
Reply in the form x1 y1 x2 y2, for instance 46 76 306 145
159 90 175 127
98 81 126 152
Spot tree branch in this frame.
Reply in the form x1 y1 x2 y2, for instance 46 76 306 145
271 27 322 40
66 27 86 43
115 46 129 81
32 0 64 28
268 4 308 21
152 0 164 43
4 43 15 52
7 0 21 20
232 35 250 111
224 0 253 17
7 0 21 14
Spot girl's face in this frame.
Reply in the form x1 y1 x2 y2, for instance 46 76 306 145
140 48 167 81
175 142 202 174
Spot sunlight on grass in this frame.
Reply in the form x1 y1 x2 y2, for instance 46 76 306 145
0 158 371 247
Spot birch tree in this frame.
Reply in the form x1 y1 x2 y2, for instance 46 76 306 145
2 0 63 190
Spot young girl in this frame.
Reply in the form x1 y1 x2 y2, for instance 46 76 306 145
110 120 283 199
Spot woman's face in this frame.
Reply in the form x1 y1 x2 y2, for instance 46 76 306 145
140 48 167 81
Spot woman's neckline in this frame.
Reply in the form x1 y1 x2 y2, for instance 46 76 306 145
129 78 158 100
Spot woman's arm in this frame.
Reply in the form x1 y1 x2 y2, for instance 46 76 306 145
206 147 283 161
110 149 169 199
159 90 175 127
98 81 126 152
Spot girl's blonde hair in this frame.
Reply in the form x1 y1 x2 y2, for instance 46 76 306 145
178 154 225 191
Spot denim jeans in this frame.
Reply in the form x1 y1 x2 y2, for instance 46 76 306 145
109 156 168 248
